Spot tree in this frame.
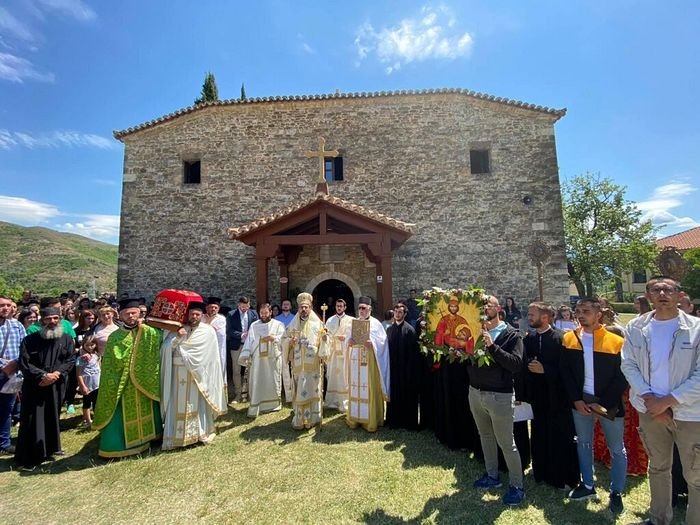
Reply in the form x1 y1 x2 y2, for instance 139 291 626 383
682 248 700 299
194 72 219 105
563 173 658 298
240 82 247 101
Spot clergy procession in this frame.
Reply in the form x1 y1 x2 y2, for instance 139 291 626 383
2 277 700 525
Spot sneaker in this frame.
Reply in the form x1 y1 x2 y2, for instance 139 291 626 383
503 485 525 506
66 404 76 415
473 473 502 489
609 491 623 514
569 483 596 500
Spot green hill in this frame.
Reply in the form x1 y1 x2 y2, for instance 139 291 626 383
0 221 118 297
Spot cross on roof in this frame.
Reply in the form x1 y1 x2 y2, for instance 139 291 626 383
305 137 339 183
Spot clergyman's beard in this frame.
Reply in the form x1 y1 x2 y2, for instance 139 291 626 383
300 314 309 321
189 320 200 328
41 323 64 340
261 317 270 323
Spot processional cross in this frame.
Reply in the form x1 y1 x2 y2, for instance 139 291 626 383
305 137 339 183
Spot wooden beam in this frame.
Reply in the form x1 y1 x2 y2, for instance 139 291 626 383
376 255 393 315
255 246 269 307
269 233 381 246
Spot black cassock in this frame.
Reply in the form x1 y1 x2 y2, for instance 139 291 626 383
15 331 74 468
385 321 421 430
524 327 580 489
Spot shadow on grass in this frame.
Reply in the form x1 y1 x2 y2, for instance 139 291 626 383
360 431 657 525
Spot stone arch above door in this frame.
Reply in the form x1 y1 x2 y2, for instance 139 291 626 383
305 271 362 306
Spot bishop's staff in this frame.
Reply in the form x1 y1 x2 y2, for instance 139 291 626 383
318 303 328 432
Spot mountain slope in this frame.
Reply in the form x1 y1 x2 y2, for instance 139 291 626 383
0 221 118 296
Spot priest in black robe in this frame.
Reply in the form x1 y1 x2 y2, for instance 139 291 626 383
523 302 580 489
385 303 421 430
15 307 75 470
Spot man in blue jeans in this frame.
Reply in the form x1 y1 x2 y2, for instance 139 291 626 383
0 295 27 454
468 295 525 506
560 297 628 514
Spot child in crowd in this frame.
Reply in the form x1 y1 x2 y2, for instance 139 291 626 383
76 335 101 429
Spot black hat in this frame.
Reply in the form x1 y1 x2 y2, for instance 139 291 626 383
358 296 372 306
206 296 222 306
118 298 141 310
219 306 232 316
187 301 207 312
41 306 61 317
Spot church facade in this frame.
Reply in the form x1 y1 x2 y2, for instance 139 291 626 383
114 88 568 312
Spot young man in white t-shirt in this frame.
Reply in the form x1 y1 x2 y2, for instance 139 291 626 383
622 276 700 525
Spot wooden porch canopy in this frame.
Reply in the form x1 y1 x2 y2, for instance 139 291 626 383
227 185 415 313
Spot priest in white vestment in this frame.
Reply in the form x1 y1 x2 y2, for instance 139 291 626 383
161 302 227 450
282 292 329 430
202 296 228 386
346 296 390 432
239 303 286 417
324 298 354 411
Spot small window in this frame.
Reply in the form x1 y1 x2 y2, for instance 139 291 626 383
324 156 344 182
470 149 490 175
183 160 201 184
632 271 647 284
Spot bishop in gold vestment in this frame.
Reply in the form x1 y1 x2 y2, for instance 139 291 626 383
282 293 329 430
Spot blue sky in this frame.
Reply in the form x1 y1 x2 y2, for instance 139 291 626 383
1 0 698 245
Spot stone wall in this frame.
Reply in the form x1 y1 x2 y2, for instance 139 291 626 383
117 92 568 309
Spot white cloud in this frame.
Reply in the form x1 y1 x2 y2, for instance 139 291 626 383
0 52 54 82
0 129 117 149
0 1 96 83
35 0 96 22
0 194 119 243
0 7 36 42
57 214 120 242
302 42 316 55
354 4 474 74
637 182 700 232
0 195 61 224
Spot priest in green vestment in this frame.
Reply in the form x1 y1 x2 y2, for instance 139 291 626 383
93 299 163 458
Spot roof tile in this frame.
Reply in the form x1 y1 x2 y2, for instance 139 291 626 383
114 88 566 140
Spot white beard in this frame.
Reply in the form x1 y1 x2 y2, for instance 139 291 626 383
41 324 64 340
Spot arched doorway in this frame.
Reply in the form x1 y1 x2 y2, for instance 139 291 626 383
312 279 355 317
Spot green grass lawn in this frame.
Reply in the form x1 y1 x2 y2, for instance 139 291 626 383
0 404 686 525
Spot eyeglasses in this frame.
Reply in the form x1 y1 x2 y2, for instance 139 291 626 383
649 286 678 294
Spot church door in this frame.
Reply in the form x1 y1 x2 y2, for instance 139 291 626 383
312 279 355 317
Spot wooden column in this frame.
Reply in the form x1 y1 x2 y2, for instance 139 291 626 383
255 244 270 307
376 255 393 314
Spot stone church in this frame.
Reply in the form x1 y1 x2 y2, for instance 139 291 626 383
114 88 568 315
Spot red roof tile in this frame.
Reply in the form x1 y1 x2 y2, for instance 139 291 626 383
114 88 566 140
227 192 415 240
656 226 700 251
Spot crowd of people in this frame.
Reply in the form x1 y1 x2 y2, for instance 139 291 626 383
1 279 699 525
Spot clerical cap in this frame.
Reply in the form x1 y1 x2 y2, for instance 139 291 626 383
297 292 313 307
219 306 232 316
118 298 141 310
448 296 459 305
187 301 207 312
358 296 372 306
41 306 61 317
206 296 222 306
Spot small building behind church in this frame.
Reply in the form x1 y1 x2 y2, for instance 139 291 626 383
114 88 569 313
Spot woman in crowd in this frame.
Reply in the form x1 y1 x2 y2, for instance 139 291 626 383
75 309 97 349
63 305 79 329
503 296 522 328
93 306 119 355
18 308 38 329
553 305 578 332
